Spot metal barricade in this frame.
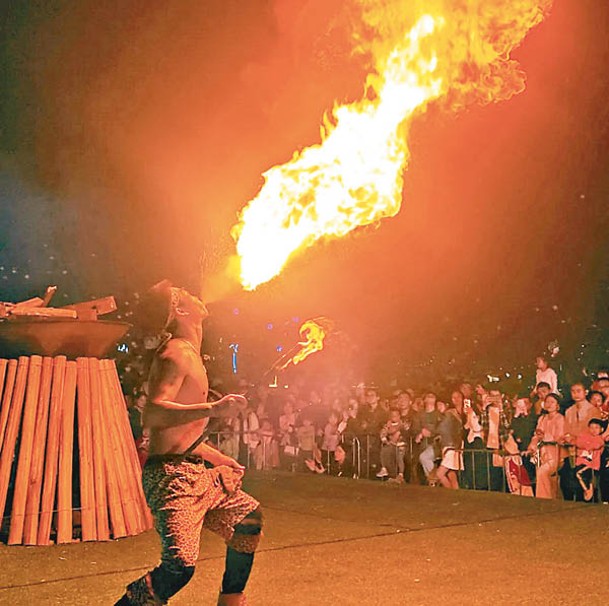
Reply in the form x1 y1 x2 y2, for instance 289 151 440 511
351 437 361 479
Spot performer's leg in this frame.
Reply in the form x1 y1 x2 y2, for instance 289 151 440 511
202 482 261 605
116 461 216 605
221 507 264 593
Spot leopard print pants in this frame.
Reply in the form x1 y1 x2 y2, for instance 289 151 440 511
124 457 260 605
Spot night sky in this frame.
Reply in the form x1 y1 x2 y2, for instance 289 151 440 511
1 1 608 385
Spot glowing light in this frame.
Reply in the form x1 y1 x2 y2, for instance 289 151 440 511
232 1 553 290
229 343 239 374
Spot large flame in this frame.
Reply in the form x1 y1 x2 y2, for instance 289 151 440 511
232 0 553 290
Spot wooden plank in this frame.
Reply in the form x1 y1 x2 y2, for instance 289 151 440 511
101 360 141 535
9 307 77 319
106 360 152 531
98 362 127 538
64 296 117 317
0 359 18 452
89 358 110 540
0 357 30 525
0 360 7 416
41 286 57 307
23 357 53 545
8 356 43 544
13 297 44 309
56 361 77 544
76 358 96 541
37 356 66 545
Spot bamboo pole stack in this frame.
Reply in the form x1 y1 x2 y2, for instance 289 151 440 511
0 355 152 545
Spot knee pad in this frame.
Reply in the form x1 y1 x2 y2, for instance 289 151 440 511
227 507 263 553
150 562 195 602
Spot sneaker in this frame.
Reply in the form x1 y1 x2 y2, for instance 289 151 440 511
376 467 389 478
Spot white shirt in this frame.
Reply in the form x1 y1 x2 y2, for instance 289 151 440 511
536 367 558 393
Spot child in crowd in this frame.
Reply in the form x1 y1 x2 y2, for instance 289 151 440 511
574 418 605 502
377 409 407 482
535 355 559 394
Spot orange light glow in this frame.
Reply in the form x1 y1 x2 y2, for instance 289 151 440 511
232 1 553 290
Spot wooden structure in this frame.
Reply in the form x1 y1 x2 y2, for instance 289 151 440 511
0 289 152 545
0 355 152 544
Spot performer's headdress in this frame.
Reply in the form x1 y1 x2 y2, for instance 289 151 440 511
135 279 177 337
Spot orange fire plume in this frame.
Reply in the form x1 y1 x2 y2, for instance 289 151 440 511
276 317 334 371
231 0 553 290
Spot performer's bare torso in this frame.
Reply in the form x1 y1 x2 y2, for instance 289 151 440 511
146 339 210 457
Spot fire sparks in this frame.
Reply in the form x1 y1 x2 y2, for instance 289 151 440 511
232 1 553 290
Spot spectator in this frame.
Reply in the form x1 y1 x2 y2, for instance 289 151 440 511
241 402 260 466
528 393 564 499
481 388 511 491
359 387 388 476
562 382 597 501
413 392 441 484
450 390 465 419
459 383 475 403
254 418 280 471
532 381 551 416
509 398 537 452
279 400 298 470
587 390 608 419
297 417 324 473
377 409 407 482
218 417 240 460
504 398 536 496
463 395 487 490
598 421 609 503
597 377 609 405
535 355 559 394
321 412 341 474
435 402 463 490
574 418 605 502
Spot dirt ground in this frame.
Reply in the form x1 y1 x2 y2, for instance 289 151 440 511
0 472 607 605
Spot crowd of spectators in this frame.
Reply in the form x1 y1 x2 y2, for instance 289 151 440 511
125 355 609 504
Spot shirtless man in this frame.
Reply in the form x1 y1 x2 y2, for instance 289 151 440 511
116 281 262 606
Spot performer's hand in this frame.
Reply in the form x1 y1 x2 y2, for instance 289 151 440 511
225 394 248 409
213 394 248 417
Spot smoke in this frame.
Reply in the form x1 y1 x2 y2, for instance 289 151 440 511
1 1 608 373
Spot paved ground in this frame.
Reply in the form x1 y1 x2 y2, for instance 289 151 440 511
0 472 607 605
